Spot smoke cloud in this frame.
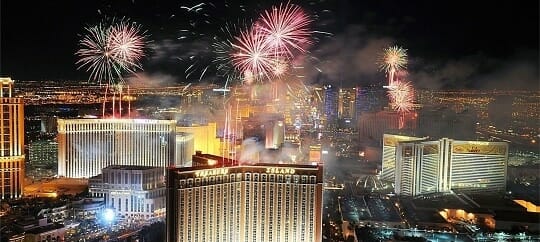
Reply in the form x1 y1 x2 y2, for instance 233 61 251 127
304 25 538 90
304 25 393 85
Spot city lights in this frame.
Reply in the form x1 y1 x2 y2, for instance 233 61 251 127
1 1 538 242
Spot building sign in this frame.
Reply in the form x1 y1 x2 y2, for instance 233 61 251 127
452 143 507 155
194 168 229 178
423 144 439 155
266 167 296 175
383 135 424 147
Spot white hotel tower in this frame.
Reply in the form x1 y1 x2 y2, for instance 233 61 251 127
58 119 176 178
382 134 508 196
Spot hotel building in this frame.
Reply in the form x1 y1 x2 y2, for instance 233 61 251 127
166 163 323 242
57 118 176 178
0 77 25 199
381 134 426 182
383 134 508 196
89 165 166 220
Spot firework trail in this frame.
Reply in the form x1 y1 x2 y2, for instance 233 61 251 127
387 81 414 113
256 2 312 58
76 18 148 117
378 45 407 87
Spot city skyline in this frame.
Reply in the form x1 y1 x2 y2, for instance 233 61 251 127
0 1 539 241
1 0 538 90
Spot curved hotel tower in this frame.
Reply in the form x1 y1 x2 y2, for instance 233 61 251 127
382 134 508 196
0 78 25 199
58 118 176 178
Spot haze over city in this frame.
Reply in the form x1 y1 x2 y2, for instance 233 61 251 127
0 0 538 242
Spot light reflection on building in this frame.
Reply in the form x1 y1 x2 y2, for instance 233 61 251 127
57 118 176 178
0 77 25 199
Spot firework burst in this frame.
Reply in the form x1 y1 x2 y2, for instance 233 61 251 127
256 3 312 58
378 45 408 86
76 19 148 85
109 21 147 72
231 28 278 80
388 81 414 113
76 24 123 84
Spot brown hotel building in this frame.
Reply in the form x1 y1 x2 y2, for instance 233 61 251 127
166 163 323 242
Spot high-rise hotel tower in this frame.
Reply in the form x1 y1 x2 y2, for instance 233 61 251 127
167 162 323 242
58 119 176 178
0 77 25 199
382 134 508 196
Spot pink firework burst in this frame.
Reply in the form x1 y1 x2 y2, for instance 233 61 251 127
388 81 415 113
109 21 147 72
231 28 277 79
256 3 312 58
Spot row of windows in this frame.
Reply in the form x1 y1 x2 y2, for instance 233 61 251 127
179 173 318 188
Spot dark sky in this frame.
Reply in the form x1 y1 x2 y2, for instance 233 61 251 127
1 0 538 89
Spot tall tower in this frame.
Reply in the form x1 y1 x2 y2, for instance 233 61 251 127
0 77 25 199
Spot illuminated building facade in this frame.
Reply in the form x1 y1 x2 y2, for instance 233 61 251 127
89 165 166 220
338 88 356 120
359 110 417 144
265 119 285 149
57 119 176 178
384 134 508 196
242 113 285 150
448 139 507 192
381 134 426 182
355 85 386 117
166 163 323 242
176 123 220 156
175 132 194 167
0 77 25 199
27 140 58 179
323 84 338 127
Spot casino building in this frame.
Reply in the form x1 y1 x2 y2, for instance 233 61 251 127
382 134 508 196
57 118 176 178
381 134 426 182
0 77 25 199
166 162 323 242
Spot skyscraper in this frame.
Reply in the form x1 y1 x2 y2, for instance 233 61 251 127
0 77 25 199
323 84 338 128
166 162 323 242
57 118 176 178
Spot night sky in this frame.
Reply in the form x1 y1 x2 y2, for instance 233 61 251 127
1 0 538 89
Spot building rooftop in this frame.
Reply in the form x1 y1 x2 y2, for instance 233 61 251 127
104 165 160 171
